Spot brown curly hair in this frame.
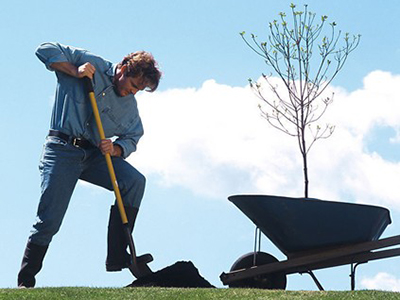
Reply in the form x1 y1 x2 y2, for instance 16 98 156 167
118 51 162 92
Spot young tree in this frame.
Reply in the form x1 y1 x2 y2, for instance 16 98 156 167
241 3 360 198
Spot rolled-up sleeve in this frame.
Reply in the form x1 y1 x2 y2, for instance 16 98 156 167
35 42 69 71
114 118 144 159
35 42 86 71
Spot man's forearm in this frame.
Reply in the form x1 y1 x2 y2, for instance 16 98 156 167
50 62 79 77
50 62 95 79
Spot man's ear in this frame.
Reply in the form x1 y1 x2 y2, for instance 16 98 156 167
115 65 127 80
120 65 127 74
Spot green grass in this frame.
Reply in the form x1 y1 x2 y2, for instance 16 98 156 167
1 287 400 300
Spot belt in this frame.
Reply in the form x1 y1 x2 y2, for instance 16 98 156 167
48 130 95 149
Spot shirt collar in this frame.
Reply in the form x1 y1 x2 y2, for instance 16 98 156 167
106 64 118 78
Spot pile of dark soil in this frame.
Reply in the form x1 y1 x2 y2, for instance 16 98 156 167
127 261 214 288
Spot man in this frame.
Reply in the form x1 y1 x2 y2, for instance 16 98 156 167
18 42 161 288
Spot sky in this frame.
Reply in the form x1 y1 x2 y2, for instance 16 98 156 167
1 0 400 291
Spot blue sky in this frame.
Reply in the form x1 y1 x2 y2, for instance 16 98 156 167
1 0 400 291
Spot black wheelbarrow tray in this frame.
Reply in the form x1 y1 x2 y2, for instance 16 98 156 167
220 195 400 290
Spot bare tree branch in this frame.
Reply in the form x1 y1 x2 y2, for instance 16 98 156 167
242 4 360 197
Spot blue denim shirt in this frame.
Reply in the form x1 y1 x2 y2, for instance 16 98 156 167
36 42 144 158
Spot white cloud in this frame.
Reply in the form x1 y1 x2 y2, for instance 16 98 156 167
361 272 400 292
130 79 301 198
128 72 400 213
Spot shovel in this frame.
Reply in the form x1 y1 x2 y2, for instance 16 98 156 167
83 77 153 278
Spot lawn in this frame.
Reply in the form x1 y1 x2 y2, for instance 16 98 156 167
1 287 400 300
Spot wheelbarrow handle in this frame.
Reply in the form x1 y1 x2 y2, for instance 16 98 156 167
83 77 128 225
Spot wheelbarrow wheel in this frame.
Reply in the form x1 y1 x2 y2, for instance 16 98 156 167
229 251 287 290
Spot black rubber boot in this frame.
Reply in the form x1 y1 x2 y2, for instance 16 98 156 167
106 205 138 272
17 241 49 288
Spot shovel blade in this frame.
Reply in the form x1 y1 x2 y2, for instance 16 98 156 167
124 226 154 278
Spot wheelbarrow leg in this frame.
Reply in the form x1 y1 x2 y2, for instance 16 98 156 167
350 262 365 291
303 270 324 291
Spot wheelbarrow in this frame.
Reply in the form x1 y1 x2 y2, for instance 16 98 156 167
220 195 400 290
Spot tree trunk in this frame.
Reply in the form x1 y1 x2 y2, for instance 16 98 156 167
303 153 309 198
300 127 309 198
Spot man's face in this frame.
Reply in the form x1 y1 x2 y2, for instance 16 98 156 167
114 66 146 97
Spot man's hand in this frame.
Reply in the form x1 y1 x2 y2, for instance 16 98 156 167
77 62 96 79
50 62 96 79
99 139 122 157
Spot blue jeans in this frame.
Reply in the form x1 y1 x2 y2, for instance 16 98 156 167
29 136 146 246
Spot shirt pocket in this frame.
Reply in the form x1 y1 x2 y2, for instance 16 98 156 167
100 106 124 137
